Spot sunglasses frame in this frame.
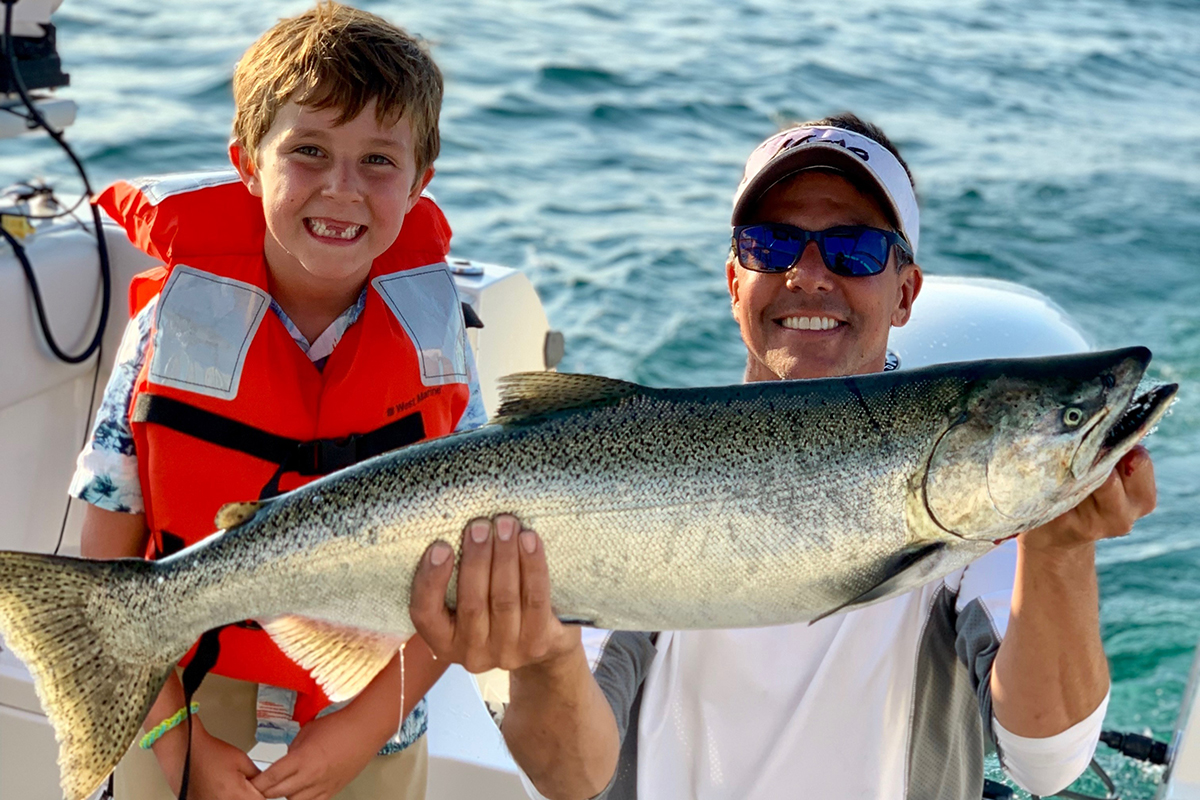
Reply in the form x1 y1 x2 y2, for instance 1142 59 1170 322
732 223 914 277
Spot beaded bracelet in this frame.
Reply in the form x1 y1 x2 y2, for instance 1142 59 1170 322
138 702 199 750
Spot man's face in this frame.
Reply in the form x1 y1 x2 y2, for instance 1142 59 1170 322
232 98 434 291
726 171 922 382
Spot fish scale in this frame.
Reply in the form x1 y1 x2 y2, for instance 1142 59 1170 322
0 347 1178 800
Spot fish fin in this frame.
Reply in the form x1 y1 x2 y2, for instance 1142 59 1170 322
810 541 948 624
214 499 270 531
0 551 175 800
261 616 407 702
493 372 644 425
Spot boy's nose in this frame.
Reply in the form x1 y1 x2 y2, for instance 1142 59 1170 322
785 242 834 293
322 161 365 201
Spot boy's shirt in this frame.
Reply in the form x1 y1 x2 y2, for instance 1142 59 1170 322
70 289 489 751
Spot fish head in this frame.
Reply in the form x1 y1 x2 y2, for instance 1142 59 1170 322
919 347 1177 541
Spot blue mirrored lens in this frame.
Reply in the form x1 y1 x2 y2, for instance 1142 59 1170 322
738 227 803 271
735 224 896 276
822 229 888 277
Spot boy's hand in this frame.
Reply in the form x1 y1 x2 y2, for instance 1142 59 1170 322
250 710 377 800
409 514 581 674
152 720 264 800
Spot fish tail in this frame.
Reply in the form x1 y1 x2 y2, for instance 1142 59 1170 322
0 550 174 800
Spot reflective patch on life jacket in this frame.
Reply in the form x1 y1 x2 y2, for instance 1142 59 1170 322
128 170 241 206
149 265 270 401
372 263 468 387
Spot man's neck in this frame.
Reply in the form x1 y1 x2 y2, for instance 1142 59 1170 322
743 355 888 383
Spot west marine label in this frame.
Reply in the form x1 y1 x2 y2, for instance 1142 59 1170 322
148 265 270 401
373 264 469 388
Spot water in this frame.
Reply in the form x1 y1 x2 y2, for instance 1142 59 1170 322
4 0 1199 796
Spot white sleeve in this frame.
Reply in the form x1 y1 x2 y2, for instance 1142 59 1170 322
993 692 1109 796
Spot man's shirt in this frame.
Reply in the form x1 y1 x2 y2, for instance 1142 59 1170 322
563 543 1106 800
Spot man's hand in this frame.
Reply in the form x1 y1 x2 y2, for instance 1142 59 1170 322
409 514 581 673
410 515 620 799
250 710 378 800
993 444 1159 741
153 720 264 800
1020 445 1157 552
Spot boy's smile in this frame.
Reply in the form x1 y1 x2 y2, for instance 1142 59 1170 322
232 98 433 301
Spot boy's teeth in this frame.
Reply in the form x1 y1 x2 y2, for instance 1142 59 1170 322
781 316 840 331
308 219 362 240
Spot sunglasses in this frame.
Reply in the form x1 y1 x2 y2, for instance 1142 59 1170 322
732 223 913 277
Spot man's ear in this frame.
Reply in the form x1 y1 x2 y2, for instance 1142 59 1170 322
891 263 923 327
406 167 436 212
726 253 741 313
229 140 263 198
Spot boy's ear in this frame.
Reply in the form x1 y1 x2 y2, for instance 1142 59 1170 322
405 167 436 212
229 140 263 198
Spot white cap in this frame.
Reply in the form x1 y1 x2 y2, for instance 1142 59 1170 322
732 125 920 256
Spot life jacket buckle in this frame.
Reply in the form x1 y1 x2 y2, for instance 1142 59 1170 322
299 436 359 475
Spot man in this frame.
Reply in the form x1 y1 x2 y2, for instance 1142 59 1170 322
409 113 1158 799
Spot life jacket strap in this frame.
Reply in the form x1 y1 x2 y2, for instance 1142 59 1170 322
176 627 223 800
132 393 426 475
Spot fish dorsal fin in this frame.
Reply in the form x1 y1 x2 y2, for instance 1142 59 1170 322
260 616 407 702
214 500 269 531
493 372 644 425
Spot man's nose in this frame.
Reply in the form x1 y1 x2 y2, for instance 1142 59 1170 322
785 242 833 292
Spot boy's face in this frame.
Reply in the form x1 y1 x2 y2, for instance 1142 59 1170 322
232 98 434 290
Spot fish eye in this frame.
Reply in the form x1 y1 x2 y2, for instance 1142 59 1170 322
1063 407 1085 427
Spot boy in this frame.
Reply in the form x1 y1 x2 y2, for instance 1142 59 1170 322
71 4 486 799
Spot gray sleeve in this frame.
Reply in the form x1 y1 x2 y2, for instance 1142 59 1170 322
955 596 1004 753
590 631 657 800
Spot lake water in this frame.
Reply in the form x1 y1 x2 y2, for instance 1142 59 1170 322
4 0 1198 796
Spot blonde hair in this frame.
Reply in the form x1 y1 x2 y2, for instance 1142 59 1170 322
232 2 442 176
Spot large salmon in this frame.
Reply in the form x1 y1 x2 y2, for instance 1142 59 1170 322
0 346 1176 799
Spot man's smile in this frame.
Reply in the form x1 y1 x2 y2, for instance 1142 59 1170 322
776 315 845 332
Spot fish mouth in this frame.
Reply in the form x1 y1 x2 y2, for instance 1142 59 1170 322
1094 382 1178 465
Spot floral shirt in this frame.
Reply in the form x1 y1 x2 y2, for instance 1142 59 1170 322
69 289 488 752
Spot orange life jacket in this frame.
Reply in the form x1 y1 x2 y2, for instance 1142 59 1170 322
98 173 472 723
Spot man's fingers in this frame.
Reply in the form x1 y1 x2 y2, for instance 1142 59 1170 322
1118 445 1157 516
518 528 558 659
490 514 523 666
409 540 457 656
455 518 495 669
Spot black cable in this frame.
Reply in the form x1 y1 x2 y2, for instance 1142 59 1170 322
3 0 111 364
1099 730 1170 765
2 0 110 557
